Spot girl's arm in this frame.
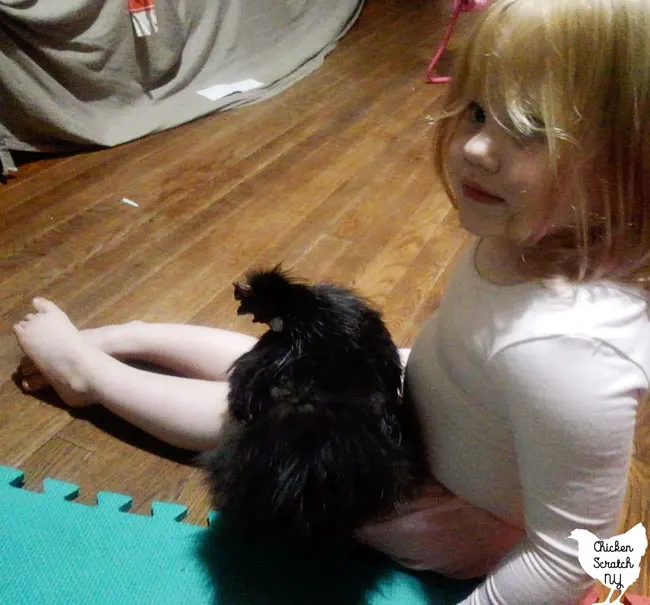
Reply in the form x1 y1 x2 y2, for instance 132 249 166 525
464 336 642 605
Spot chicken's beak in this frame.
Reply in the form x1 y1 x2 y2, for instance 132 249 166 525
233 282 253 301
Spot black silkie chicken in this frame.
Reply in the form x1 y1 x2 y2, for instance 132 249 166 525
201 266 417 543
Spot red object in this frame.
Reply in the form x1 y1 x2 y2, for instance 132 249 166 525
128 0 158 37
129 0 155 11
426 0 491 84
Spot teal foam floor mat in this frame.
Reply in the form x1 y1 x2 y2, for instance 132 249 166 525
0 465 479 604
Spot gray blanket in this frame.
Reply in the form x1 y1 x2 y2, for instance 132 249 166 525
0 0 364 153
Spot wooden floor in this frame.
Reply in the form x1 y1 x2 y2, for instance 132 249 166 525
1 0 648 598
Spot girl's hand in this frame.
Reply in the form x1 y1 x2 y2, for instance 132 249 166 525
355 481 524 579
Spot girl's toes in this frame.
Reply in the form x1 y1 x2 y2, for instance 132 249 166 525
32 297 57 313
19 357 39 377
13 322 27 336
21 373 49 392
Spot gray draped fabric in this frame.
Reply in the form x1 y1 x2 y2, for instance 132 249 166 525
0 0 364 153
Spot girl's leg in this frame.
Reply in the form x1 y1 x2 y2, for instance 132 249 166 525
19 318 258 392
79 322 258 380
13 299 232 451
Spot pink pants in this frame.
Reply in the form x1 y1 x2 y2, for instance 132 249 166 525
355 481 523 579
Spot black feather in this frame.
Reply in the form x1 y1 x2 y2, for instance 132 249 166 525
201 266 419 543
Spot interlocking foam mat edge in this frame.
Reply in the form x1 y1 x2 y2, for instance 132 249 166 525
0 465 478 604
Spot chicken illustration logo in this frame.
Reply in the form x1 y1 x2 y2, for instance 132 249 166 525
569 523 648 604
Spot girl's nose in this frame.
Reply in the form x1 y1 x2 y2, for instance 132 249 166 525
463 132 500 173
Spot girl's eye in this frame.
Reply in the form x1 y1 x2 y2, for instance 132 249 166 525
468 102 487 124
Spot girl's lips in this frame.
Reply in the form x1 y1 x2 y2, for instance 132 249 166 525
461 183 504 205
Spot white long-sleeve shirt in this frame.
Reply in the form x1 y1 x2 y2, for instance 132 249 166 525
406 239 650 604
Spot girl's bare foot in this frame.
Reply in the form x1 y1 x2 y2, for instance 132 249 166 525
17 320 145 393
13 298 96 407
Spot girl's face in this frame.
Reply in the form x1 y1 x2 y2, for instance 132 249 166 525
445 101 570 243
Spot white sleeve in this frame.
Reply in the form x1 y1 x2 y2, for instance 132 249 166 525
459 336 642 605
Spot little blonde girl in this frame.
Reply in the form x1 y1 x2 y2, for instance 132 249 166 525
13 0 650 603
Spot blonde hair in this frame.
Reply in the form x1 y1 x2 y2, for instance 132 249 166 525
432 0 650 284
